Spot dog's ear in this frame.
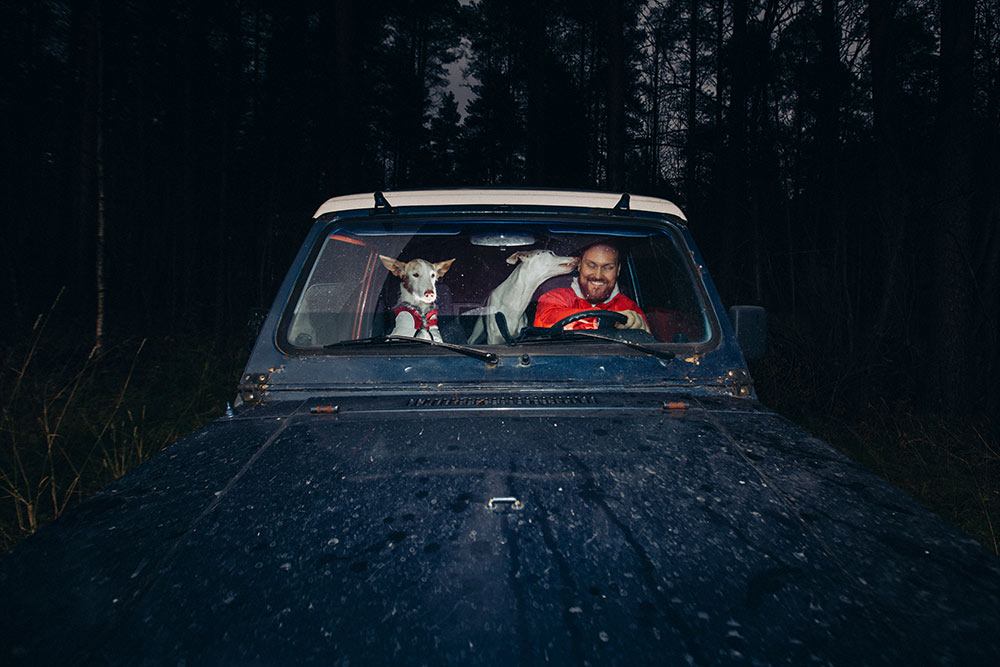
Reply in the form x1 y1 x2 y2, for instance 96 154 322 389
379 255 406 278
433 258 456 277
506 251 529 265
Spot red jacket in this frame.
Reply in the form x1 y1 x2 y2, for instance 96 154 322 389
533 287 648 330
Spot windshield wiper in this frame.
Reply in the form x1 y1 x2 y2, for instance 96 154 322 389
514 327 676 361
324 335 499 365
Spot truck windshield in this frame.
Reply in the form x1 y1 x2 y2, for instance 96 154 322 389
281 219 713 351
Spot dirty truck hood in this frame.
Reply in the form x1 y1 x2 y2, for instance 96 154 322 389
2 394 999 664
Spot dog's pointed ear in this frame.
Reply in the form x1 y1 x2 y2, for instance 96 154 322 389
506 251 528 265
433 258 456 277
379 255 405 278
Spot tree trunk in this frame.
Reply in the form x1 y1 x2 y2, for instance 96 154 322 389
708 0 725 246
649 25 661 190
333 0 357 192
817 0 840 226
869 0 910 340
605 0 626 190
523 0 547 183
94 63 105 354
75 0 100 325
929 0 975 410
685 0 698 206
214 4 241 339
721 0 749 295
714 0 724 133
816 0 844 345
77 0 105 353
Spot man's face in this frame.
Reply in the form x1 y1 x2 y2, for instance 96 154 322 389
578 245 620 303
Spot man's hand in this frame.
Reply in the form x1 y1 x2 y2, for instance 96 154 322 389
614 310 649 332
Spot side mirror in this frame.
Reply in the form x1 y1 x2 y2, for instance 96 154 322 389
728 305 767 361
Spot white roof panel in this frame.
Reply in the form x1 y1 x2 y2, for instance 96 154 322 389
312 189 686 221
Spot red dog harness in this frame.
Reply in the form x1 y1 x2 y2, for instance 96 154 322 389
392 303 439 333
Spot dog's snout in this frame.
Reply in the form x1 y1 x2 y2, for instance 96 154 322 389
424 289 435 297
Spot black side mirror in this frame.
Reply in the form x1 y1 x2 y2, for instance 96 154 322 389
728 305 767 361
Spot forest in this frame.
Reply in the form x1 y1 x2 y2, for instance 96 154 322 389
1 0 998 552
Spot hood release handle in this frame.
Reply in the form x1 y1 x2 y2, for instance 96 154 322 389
487 497 524 511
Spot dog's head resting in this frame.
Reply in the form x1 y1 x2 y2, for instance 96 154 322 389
506 249 579 282
380 255 456 305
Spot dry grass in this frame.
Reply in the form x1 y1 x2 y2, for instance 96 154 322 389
753 315 1000 556
0 306 243 552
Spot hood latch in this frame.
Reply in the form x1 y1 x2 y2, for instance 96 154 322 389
237 371 270 407
723 368 754 398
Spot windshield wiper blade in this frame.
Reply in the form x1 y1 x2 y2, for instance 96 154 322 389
515 328 675 361
324 335 499 365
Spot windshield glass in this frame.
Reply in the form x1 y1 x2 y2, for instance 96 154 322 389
281 218 713 352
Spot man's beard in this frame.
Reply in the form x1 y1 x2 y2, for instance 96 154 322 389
581 279 612 303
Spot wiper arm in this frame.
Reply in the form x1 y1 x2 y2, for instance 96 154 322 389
515 327 675 361
324 335 499 365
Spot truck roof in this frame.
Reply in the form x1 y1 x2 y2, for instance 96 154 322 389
313 189 687 221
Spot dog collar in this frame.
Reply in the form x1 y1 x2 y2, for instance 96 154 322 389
392 303 439 331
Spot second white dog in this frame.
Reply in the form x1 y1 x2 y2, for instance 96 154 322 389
469 249 578 345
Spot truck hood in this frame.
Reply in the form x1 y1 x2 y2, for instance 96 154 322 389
2 394 999 664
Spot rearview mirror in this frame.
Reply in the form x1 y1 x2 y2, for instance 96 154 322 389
470 232 536 247
728 305 767 361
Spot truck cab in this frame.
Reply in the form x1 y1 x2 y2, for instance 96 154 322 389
238 189 763 404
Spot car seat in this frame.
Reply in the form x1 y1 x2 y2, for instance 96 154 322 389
524 274 575 328
287 281 361 347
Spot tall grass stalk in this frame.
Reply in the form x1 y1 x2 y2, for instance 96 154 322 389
1 309 241 551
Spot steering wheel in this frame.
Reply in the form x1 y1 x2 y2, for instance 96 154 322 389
549 309 627 331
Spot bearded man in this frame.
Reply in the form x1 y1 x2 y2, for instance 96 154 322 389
533 242 649 332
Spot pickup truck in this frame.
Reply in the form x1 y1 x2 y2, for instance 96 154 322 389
2 189 999 664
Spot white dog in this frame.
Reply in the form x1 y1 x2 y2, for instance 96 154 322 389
469 249 578 345
380 255 455 341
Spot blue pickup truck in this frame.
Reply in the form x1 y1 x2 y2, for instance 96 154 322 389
2 189 999 664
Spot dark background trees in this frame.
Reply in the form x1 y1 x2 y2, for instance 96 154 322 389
1 0 999 548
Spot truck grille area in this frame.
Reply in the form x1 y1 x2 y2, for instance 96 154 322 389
405 395 598 408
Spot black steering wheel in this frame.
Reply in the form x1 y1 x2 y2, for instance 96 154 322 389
549 309 627 331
